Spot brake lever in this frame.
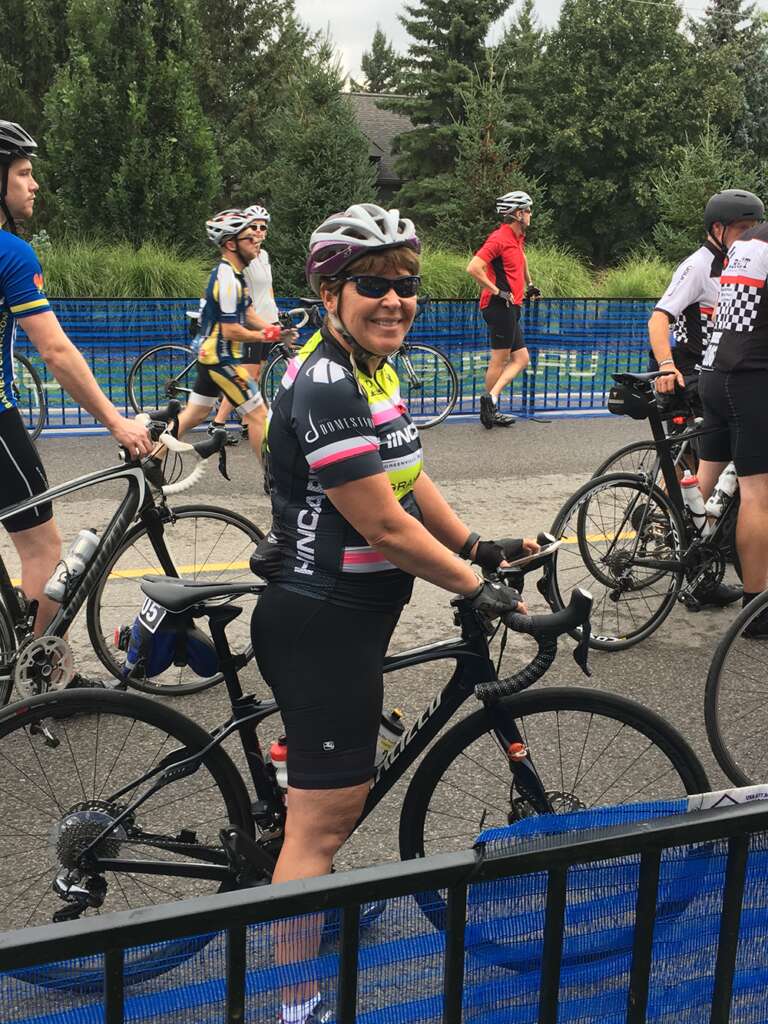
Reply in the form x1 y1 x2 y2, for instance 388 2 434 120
573 617 592 677
218 446 230 481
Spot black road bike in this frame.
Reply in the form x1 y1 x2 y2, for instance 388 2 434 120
546 372 742 651
0 404 263 704
0 545 708 988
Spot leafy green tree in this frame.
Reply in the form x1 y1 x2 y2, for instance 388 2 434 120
383 0 510 224
257 41 378 293
0 0 69 130
493 0 546 152
351 26 405 93
652 123 765 264
43 0 219 248
434 65 550 251
534 0 729 263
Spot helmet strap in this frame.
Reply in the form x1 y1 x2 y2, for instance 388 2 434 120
0 165 16 234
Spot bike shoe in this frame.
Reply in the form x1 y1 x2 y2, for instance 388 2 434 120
65 673 126 691
278 1000 333 1023
207 422 227 436
491 408 516 427
743 607 768 639
691 581 743 608
479 394 495 429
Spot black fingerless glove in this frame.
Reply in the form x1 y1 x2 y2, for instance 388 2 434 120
525 284 542 300
497 289 513 306
468 579 523 620
472 537 526 573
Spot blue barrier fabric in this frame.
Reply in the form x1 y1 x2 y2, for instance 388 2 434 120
16 298 655 431
4 799 768 1023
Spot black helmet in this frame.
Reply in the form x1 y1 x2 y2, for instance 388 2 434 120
704 189 764 234
0 122 37 234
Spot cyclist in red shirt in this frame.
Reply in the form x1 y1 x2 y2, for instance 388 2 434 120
466 191 541 428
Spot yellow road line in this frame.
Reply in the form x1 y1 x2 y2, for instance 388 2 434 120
562 531 636 544
10 561 252 586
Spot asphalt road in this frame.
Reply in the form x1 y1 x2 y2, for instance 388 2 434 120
0 413 746 935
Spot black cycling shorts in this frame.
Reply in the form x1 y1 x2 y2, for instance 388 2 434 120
481 298 525 351
251 585 403 790
189 361 263 415
0 407 53 533
699 369 768 476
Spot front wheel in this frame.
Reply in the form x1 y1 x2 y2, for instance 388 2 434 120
547 473 686 650
260 349 290 407
127 343 196 415
705 589 768 786
13 352 47 440
390 344 458 429
86 505 264 694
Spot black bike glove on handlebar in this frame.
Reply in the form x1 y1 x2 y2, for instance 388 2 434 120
468 579 522 620
473 538 525 573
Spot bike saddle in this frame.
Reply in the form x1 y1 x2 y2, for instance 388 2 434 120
612 371 663 386
140 575 264 613
297 296 324 307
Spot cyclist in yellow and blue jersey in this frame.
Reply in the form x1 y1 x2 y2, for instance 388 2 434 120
250 203 540 1024
175 209 296 459
0 120 150 648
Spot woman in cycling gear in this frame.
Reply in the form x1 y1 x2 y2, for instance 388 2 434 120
208 204 282 432
175 208 295 458
251 201 538 1024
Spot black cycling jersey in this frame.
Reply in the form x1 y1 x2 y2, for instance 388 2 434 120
264 326 424 611
703 222 768 372
654 240 723 368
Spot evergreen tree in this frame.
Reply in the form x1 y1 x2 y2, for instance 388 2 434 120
0 0 69 130
652 123 765 264
493 0 546 152
383 0 510 224
352 26 405 93
535 0 729 263
434 65 549 251
257 40 378 293
43 0 219 247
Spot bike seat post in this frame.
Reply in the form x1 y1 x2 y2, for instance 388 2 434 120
206 604 246 700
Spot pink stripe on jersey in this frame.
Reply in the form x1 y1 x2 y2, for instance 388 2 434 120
722 274 765 288
343 549 388 565
372 405 402 427
310 440 378 470
280 356 302 388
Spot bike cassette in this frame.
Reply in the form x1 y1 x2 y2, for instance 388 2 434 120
53 800 130 869
13 635 75 697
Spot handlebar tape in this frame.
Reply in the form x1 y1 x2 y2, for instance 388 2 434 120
475 638 557 702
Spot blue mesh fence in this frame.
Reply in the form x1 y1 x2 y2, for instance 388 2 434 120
3 799 768 1023
16 297 655 431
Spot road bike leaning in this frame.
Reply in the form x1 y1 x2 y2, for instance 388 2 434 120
0 540 708 988
545 371 742 651
0 403 263 704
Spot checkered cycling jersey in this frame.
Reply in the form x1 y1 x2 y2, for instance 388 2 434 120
264 326 424 611
702 223 768 372
654 241 723 369
0 230 51 410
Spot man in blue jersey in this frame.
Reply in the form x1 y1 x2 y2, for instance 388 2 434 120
0 121 151 639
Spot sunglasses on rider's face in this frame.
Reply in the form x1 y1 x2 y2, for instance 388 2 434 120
343 274 421 299
252 223 268 231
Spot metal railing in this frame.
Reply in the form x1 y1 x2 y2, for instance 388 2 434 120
1 799 767 1023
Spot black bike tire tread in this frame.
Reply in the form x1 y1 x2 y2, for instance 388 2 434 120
547 472 685 651
127 343 196 415
86 505 264 693
14 353 47 441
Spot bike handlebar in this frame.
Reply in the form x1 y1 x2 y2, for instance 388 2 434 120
503 586 592 638
128 400 228 496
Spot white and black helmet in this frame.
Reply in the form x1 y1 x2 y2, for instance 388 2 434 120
243 204 270 223
496 191 533 216
205 208 258 246
306 203 421 295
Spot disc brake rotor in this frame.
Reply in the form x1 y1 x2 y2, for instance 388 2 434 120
509 790 586 822
13 635 75 697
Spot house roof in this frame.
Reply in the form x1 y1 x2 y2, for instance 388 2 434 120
348 92 414 185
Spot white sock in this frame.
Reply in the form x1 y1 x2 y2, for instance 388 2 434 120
489 394 498 405
281 993 321 1023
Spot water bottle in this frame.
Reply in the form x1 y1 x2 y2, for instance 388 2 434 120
269 736 288 791
375 708 405 766
43 529 99 602
704 462 738 520
680 472 707 532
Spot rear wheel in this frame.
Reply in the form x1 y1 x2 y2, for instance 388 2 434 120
390 344 458 429
127 343 196 415
259 350 289 407
13 352 47 440
87 505 264 694
0 689 252 988
547 473 685 650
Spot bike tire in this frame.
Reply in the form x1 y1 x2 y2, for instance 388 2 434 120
399 687 708 939
259 350 289 407
86 505 264 694
127 343 196 415
13 352 47 440
391 343 459 429
0 688 253 989
705 589 768 786
0 597 17 707
547 472 685 651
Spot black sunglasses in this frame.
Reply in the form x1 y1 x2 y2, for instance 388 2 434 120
252 223 268 231
342 274 421 299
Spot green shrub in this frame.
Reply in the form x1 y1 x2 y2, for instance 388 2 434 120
597 255 674 299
